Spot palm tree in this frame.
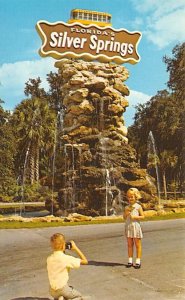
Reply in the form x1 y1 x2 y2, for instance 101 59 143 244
11 97 56 185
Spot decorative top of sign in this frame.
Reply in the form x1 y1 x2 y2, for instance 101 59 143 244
68 8 112 27
36 10 142 65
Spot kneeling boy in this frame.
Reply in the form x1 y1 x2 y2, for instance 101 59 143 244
47 233 88 300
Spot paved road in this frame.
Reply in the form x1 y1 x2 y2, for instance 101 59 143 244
0 219 185 300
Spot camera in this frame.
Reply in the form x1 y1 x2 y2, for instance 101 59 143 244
65 242 72 250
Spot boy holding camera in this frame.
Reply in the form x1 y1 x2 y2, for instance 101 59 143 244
47 233 88 300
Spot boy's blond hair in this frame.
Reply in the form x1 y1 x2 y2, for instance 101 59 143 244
127 188 142 200
50 233 65 251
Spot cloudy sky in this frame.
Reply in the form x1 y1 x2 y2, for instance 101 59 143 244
0 0 185 126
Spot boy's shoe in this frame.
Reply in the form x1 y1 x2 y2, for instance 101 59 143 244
134 263 141 269
126 263 133 268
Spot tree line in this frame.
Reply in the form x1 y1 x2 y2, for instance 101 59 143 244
128 43 185 198
0 73 63 202
0 43 184 202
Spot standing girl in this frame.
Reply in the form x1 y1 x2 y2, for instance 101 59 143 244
124 188 145 269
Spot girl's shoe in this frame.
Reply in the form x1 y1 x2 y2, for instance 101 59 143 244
126 263 133 268
134 263 141 269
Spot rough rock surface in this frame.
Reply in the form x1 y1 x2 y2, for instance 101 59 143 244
45 59 158 216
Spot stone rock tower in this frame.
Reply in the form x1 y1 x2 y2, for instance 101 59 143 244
46 59 157 216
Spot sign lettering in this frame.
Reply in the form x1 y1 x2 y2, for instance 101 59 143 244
36 21 142 64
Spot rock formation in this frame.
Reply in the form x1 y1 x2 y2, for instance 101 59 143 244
45 59 157 216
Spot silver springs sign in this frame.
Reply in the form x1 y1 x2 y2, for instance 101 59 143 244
36 21 142 64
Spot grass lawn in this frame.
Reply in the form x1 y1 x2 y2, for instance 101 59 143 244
0 212 184 229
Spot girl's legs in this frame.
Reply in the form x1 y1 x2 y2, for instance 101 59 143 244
127 237 134 265
134 238 142 266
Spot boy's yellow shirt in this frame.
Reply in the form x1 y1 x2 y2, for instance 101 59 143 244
47 250 81 290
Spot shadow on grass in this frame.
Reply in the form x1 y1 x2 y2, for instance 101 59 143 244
10 298 50 300
88 260 125 266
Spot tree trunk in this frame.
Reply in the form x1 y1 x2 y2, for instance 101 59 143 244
163 171 167 200
35 146 39 182
29 144 35 185
174 175 177 200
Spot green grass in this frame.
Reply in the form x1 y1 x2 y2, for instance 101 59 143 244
0 212 184 229
143 212 185 221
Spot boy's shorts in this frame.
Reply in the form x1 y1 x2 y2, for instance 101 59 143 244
50 284 83 299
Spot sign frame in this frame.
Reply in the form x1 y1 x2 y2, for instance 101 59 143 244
36 20 142 65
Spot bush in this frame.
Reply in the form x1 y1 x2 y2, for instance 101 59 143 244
0 194 12 203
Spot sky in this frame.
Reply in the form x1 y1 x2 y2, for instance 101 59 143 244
0 0 185 126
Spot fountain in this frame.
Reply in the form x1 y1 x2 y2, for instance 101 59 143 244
45 59 157 216
19 142 31 216
147 131 161 206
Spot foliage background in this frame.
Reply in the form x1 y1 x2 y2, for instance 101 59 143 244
0 43 184 202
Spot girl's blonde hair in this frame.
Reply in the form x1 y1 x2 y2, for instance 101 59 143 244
50 233 65 250
127 188 142 200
